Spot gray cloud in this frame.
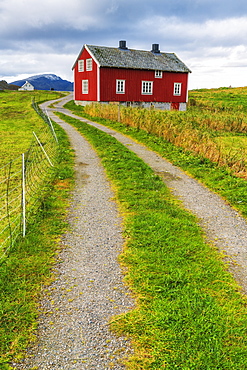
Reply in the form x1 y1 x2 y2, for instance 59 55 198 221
1 0 247 88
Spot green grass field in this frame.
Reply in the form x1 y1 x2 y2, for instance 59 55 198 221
0 91 74 367
0 90 65 163
189 86 247 111
2 87 247 368
0 90 67 259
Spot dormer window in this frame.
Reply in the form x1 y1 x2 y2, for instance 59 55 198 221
155 71 162 78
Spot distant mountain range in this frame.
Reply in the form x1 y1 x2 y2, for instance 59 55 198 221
10 74 73 91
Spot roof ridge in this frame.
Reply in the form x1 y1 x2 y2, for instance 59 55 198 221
73 44 191 73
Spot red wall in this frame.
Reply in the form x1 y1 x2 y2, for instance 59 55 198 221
74 48 98 101
74 51 189 103
100 68 188 103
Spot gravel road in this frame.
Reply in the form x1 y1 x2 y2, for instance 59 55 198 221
12 95 134 369
13 94 247 368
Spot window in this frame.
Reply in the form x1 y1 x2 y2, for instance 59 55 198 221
78 60 84 72
82 80 88 94
155 70 163 78
116 79 125 94
174 83 182 96
142 81 153 95
86 58 93 71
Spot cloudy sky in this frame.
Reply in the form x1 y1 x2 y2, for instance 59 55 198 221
1 0 247 89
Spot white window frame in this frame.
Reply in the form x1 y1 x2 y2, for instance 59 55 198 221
86 58 93 71
174 83 182 96
116 79 125 94
142 81 153 95
82 80 89 94
78 60 84 72
155 70 163 78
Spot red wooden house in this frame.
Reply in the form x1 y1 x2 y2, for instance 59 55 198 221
72 41 191 110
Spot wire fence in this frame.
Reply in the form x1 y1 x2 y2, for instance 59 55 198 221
0 101 59 261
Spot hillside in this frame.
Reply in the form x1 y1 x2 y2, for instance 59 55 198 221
10 74 73 91
0 80 19 90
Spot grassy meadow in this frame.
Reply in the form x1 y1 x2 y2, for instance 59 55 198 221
78 86 247 179
2 86 247 368
0 90 67 258
0 90 65 163
189 86 247 111
0 90 74 367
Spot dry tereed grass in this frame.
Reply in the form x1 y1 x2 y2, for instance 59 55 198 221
84 103 247 177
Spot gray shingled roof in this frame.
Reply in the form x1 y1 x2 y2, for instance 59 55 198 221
80 44 191 73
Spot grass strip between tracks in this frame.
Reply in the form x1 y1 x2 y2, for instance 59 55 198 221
57 111 247 370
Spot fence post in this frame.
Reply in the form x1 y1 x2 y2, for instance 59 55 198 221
45 109 58 143
22 153 26 237
6 160 13 247
33 132 54 167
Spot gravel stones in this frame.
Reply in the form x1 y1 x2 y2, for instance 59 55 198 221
13 96 134 369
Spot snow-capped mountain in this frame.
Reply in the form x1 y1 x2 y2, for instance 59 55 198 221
10 74 73 91
26 74 61 81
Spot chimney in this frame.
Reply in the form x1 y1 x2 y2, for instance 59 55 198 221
119 40 128 50
151 44 160 53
